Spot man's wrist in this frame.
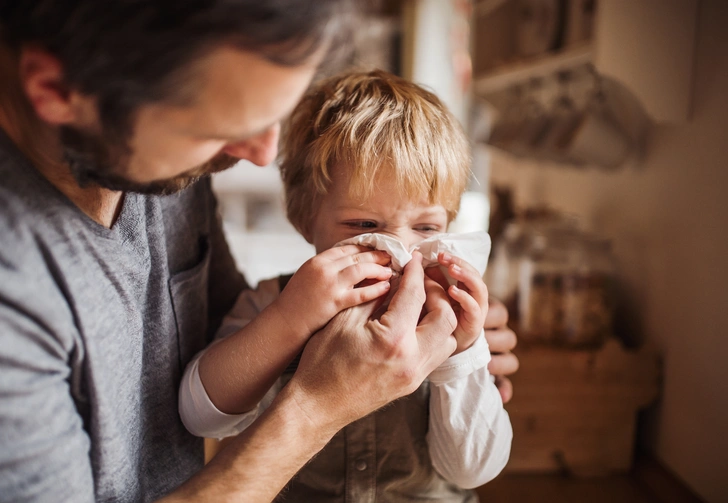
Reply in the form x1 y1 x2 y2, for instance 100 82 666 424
275 378 346 443
162 384 336 502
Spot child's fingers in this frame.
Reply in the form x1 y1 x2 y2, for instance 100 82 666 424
448 284 482 326
444 260 488 306
342 280 392 307
343 262 393 286
333 246 392 266
438 252 480 280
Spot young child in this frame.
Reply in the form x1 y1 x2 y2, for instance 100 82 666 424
179 69 512 502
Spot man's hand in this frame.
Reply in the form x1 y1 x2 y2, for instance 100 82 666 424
484 297 519 403
285 252 457 434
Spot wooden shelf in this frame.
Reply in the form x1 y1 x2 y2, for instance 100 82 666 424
474 44 593 97
471 1 697 122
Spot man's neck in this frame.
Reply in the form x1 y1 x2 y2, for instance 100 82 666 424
34 158 126 228
0 44 124 228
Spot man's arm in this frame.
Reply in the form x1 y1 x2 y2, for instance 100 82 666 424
162 387 333 503
0 306 95 502
163 252 457 501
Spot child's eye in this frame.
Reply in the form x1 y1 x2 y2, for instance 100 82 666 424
414 225 442 233
345 221 378 229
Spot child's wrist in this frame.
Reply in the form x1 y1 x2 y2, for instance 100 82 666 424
269 297 315 342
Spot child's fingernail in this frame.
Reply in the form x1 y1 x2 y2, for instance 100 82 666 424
451 264 461 274
442 253 452 262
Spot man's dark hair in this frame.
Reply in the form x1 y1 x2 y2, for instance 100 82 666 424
0 0 353 141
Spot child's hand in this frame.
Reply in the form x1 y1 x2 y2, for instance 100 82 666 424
426 252 489 355
275 245 394 338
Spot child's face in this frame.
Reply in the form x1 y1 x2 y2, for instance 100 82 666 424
307 165 449 254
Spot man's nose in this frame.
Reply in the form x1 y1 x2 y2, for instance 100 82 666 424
222 123 280 166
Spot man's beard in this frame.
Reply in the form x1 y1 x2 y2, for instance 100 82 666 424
60 126 240 195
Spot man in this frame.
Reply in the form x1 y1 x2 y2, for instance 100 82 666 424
0 1 519 501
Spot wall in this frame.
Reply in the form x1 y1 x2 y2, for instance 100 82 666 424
488 2 728 501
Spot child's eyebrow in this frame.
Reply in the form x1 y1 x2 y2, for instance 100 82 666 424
415 208 448 217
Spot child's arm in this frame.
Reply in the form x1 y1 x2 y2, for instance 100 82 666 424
179 278 284 439
426 334 512 488
425 254 512 487
196 245 393 415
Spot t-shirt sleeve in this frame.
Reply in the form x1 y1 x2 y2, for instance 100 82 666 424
0 290 94 501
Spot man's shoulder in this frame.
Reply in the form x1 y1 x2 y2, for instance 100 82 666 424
0 160 67 268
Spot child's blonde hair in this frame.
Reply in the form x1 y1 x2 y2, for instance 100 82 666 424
279 69 472 238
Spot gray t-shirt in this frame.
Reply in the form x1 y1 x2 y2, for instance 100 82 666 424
0 132 248 502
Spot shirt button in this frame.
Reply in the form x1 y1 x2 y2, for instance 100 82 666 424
355 459 368 471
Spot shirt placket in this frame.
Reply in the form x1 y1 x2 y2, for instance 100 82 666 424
344 414 376 503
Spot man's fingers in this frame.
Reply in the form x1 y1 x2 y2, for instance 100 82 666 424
416 275 457 369
484 327 517 354
416 309 457 374
488 351 520 377
422 274 452 315
378 252 426 329
424 266 449 292
485 297 509 328
493 375 514 404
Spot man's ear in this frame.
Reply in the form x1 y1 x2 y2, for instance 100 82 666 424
18 47 77 125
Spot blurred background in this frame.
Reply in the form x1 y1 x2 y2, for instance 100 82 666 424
211 1 727 501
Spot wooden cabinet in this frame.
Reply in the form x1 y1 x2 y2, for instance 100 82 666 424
504 338 660 476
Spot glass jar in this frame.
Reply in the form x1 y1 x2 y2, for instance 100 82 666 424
518 229 616 348
486 215 581 334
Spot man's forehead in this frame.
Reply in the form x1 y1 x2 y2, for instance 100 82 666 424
151 46 321 137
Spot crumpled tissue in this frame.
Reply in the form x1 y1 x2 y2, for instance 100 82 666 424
335 231 491 284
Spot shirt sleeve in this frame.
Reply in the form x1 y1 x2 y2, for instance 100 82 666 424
178 277 282 439
426 331 513 489
0 301 95 502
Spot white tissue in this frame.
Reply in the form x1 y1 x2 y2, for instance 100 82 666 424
336 232 491 282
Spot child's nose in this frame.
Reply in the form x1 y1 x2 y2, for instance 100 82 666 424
387 230 418 251
222 123 280 166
